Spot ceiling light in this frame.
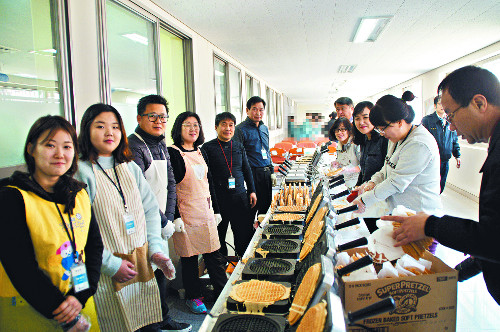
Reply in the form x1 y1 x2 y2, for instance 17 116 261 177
352 16 392 43
122 33 148 45
337 65 357 73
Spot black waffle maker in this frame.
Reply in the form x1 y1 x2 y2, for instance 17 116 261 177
255 238 301 259
262 224 303 239
212 313 287 332
242 258 296 282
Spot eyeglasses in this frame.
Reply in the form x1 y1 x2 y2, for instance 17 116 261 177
141 113 169 123
334 128 348 133
445 105 463 124
374 123 392 134
182 123 200 129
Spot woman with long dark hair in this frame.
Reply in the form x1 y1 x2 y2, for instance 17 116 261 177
0 115 103 331
353 95 442 218
352 101 389 232
76 103 174 332
167 111 227 314
329 117 361 188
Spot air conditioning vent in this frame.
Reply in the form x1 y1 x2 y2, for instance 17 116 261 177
337 65 357 73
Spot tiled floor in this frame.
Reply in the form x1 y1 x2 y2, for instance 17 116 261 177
435 187 500 331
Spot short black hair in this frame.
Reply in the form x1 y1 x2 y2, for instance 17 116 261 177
434 96 441 106
329 117 353 140
171 111 205 148
246 96 266 109
352 101 379 145
215 112 236 126
329 111 337 119
137 94 169 115
334 97 353 107
370 95 415 127
438 65 500 107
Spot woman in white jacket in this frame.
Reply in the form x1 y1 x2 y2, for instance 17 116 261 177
329 117 361 188
353 95 442 218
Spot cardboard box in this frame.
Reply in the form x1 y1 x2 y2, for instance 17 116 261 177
340 248 457 331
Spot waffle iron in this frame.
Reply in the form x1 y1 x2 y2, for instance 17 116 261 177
212 313 287 332
263 224 303 239
255 238 301 259
226 280 291 315
242 258 296 282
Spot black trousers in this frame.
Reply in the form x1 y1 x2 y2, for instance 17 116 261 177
181 250 228 300
440 160 450 193
251 166 273 215
216 190 255 257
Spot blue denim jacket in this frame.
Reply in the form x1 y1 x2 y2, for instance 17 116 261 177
421 112 460 161
234 117 272 168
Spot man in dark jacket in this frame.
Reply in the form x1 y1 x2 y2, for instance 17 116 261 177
386 66 500 305
128 94 191 332
422 96 461 192
202 112 257 257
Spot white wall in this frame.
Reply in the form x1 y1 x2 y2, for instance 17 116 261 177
368 41 500 199
67 0 286 144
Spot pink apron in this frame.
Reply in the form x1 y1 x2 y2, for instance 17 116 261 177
170 146 220 257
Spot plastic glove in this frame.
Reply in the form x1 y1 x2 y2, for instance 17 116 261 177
173 218 185 233
341 165 360 174
161 220 175 239
331 161 340 169
357 181 375 194
352 197 366 214
271 173 277 186
215 214 222 225
151 253 176 280
66 314 91 332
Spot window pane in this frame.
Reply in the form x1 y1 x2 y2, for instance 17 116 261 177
160 28 187 145
0 0 63 167
228 64 241 122
254 80 260 97
277 93 282 129
245 75 252 104
106 0 157 135
214 58 226 113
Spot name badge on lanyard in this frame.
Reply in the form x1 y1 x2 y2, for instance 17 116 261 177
123 213 136 235
228 176 236 189
71 261 89 293
261 149 268 160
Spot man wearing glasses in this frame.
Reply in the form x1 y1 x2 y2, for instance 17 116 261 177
335 97 355 121
421 95 461 193
386 66 500 306
128 94 192 332
234 96 275 215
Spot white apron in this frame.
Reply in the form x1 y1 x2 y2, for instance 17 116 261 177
92 162 161 332
134 133 170 256
170 146 220 257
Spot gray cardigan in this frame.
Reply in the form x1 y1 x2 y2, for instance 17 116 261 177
360 125 442 215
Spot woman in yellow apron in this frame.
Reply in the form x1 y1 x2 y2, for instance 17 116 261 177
76 104 175 332
167 112 228 314
0 115 103 331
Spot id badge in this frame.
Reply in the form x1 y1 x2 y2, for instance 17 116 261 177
261 149 268 160
228 176 236 189
123 213 136 235
71 262 89 293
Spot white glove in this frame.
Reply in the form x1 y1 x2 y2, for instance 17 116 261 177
271 173 277 186
151 253 176 280
173 218 185 233
341 165 360 174
161 220 175 239
215 214 222 225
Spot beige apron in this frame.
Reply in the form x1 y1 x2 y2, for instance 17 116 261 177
170 146 220 257
92 162 161 332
